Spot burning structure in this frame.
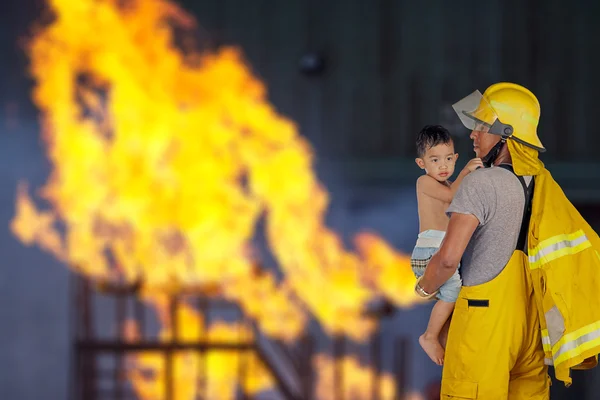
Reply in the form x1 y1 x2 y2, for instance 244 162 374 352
11 0 421 398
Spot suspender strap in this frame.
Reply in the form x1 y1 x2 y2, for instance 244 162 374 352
497 164 535 254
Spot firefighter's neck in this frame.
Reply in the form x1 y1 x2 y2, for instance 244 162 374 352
492 142 512 166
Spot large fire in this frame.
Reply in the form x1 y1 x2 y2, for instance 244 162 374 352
11 0 419 398
124 299 274 399
314 354 397 399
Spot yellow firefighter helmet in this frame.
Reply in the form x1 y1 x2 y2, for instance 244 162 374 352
453 82 545 152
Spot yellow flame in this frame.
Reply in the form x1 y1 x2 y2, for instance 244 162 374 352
13 0 418 340
11 0 421 397
355 232 420 307
124 299 273 399
11 183 65 261
313 354 397 399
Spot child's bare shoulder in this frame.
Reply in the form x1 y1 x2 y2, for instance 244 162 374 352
416 174 444 190
417 174 434 184
417 174 453 203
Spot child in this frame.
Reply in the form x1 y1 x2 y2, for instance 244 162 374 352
412 125 482 365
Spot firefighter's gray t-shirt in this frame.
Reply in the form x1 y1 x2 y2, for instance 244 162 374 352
446 165 531 286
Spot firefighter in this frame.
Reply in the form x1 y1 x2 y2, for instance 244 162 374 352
415 82 600 399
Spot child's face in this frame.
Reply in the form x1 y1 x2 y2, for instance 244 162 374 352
415 143 458 182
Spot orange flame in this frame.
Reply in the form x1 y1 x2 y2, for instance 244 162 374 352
313 354 397 399
11 0 421 397
124 299 273 399
355 232 421 307
13 0 418 340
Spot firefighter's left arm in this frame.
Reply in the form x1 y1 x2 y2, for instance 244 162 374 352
418 212 479 295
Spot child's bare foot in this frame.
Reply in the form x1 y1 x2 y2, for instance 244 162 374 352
419 333 445 366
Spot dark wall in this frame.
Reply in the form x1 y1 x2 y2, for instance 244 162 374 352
182 0 600 163
2 0 600 163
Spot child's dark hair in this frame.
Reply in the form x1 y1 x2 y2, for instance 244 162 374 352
416 125 453 157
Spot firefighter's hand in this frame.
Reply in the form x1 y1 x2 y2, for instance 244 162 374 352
464 158 483 172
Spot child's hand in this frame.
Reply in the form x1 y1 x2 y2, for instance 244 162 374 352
464 158 483 172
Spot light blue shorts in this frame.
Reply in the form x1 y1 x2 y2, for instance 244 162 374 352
411 230 462 303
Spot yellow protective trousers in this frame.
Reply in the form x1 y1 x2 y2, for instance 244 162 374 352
441 250 550 399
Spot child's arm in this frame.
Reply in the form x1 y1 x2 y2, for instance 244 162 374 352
448 169 472 196
418 158 483 202
417 174 454 203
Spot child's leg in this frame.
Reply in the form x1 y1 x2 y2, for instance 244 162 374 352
439 314 452 349
419 300 455 366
